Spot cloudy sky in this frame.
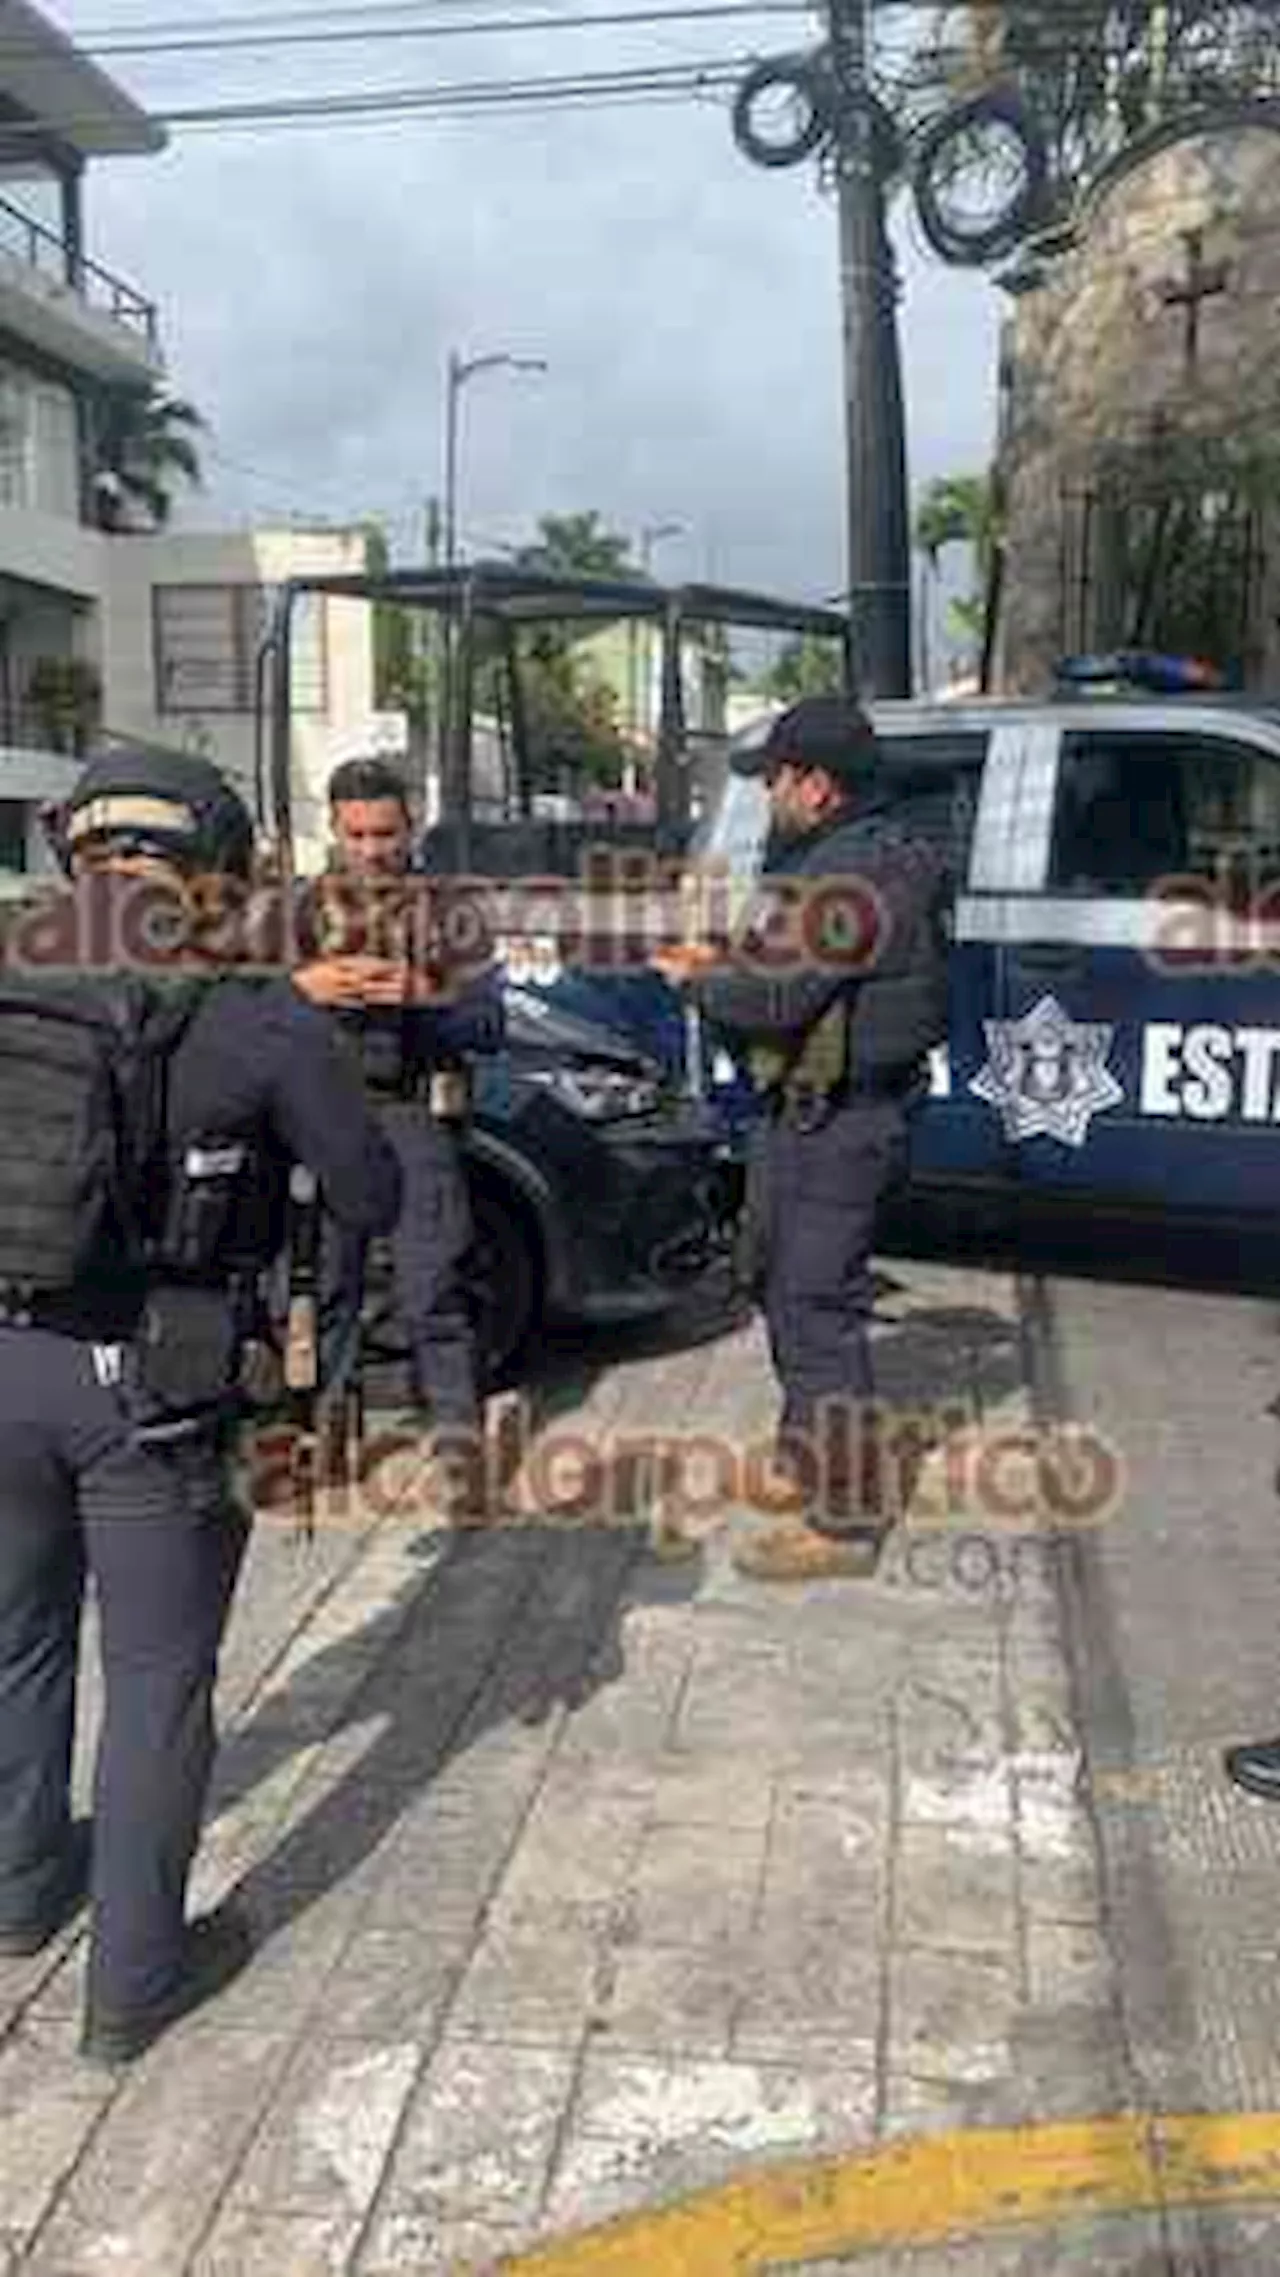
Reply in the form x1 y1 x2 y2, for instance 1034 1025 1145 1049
54 0 1002 632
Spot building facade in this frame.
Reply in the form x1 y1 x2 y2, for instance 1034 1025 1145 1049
0 4 397 884
99 525 388 872
993 107 1280 694
0 0 160 875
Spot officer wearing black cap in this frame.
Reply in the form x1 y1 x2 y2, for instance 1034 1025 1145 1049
0 741 401 2063
656 696 948 1580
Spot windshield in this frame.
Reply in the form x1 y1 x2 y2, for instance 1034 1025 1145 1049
693 769 771 884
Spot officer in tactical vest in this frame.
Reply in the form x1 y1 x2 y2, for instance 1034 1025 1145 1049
0 744 401 2063
655 696 948 1581
294 757 504 1516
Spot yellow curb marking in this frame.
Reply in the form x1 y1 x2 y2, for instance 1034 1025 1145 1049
493 2113 1280 2274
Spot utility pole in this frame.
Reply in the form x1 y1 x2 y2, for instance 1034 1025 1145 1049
826 0 912 695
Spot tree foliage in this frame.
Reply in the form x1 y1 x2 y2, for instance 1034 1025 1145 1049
499 512 635 792
931 2 1280 214
1091 432 1280 674
913 470 1003 654
758 635 845 702
511 510 634 582
91 383 204 533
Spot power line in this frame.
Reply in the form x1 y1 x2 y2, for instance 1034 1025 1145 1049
170 67 746 130
77 0 816 55
67 0 1163 25
166 59 746 126
0 57 754 136
80 0 577 31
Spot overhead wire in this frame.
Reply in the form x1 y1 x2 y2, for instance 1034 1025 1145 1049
0 57 759 135
66 0 1190 27
7 0 1233 141
40 0 1141 65
71 0 819 54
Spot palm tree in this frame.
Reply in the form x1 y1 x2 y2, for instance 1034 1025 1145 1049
914 471 1003 676
914 473 997 575
90 383 205 534
512 510 634 580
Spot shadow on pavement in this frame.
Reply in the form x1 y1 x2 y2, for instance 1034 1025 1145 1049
215 1262 1031 1970
885 1188 1280 1304
210 1519 701 1961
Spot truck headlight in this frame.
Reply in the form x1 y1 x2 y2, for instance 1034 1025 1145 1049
529 1065 664 1122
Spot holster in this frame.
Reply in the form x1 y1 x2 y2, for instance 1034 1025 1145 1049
134 1285 242 1414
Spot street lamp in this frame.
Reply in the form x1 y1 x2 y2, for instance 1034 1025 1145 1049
443 349 547 569
640 518 685 574
631 520 686 747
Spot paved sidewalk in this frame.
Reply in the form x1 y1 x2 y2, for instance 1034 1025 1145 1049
0 1260 1128 2276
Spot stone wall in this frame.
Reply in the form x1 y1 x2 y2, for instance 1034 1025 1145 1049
994 117 1280 692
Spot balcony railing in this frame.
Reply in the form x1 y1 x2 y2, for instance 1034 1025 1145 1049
0 191 157 355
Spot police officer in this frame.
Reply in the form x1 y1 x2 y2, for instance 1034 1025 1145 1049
294 758 503 1512
655 696 948 1581
0 744 401 2062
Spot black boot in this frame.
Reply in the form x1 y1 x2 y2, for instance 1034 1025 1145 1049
80 1903 254 2066
1224 1737 1280 1800
0 1821 91 1959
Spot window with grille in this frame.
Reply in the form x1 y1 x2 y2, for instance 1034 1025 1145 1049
154 585 327 714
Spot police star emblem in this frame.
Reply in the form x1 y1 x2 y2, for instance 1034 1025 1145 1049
969 993 1124 1148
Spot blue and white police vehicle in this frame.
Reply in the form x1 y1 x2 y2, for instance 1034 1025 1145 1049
684 690 1280 1229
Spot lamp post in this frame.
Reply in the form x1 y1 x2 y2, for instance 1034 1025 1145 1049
442 349 547 570
640 518 685 576
437 349 545 794
631 520 685 754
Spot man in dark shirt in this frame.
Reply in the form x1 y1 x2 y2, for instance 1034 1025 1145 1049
0 745 401 2064
295 758 504 1516
656 698 948 1581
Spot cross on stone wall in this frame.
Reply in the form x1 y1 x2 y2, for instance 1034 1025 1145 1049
1159 228 1230 374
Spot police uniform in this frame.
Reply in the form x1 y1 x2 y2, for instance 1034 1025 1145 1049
323 977 504 1433
691 700 947 1577
0 749 402 2062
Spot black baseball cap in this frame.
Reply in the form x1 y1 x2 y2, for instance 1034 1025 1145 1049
729 696 880 786
63 742 255 878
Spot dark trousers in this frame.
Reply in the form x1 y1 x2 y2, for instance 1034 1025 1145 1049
748 1094 908 1519
0 1327 248 2014
324 1104 480 1430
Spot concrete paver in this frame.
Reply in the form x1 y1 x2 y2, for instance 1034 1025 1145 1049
0 1258 1147 2274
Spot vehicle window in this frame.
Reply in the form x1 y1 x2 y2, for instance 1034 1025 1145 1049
877 734 986 884
1048 730 1280 896
695 771 770 882
691 739 984 892
0 801 25 872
